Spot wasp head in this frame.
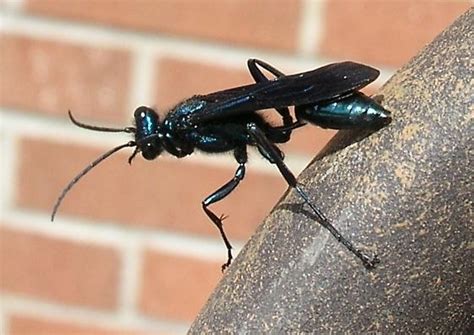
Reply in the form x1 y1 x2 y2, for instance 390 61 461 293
134 106 163 160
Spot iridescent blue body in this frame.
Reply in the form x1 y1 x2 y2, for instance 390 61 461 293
53 58 391 271
135 92 390 162
296 92 390 129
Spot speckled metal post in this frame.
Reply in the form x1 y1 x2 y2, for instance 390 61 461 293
190 9 472 334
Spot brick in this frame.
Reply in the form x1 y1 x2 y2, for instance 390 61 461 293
16 137 287 241
320 1 471 67
0 33 131 123
138 250 221 322
155 58 253 110
25 0 300 52
8 315 153 335
0 226 121 309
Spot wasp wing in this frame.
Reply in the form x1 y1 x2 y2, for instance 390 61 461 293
188 61 380 125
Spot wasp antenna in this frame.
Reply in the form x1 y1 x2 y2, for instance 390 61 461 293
128 147 140 165
68 110 136 133
51 141 136 221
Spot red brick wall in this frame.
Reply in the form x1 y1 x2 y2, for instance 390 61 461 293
0 1 469 333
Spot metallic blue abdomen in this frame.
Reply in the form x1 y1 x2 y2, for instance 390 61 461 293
296 92 391 129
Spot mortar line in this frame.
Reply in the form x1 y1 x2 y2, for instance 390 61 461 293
0 10 395 80
0 293 189 334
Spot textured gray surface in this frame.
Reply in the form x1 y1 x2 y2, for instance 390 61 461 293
190 9 473 334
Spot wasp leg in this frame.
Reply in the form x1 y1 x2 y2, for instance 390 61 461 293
247 59 294 141
201 146 247 271
246 122 379 269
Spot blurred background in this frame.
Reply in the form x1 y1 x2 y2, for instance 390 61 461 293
0 1 470 334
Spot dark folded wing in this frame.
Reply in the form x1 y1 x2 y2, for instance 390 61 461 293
188 61 380 125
